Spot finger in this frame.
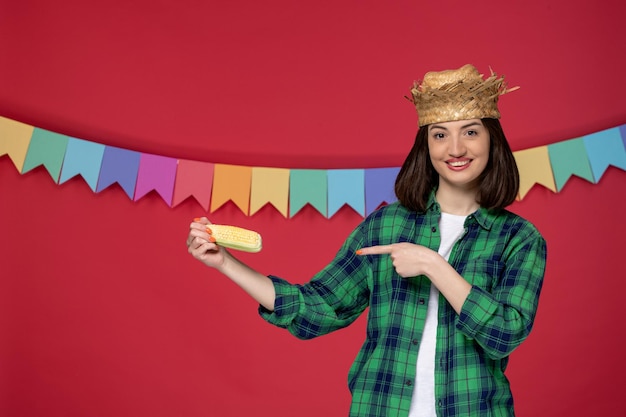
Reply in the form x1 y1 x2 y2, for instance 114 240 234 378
187 229 214 249
356 245 394 256
189 239 219 256
190 218 214 232
189 221 213 237
187 236 202 250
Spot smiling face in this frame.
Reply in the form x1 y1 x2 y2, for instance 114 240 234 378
427 119 490 193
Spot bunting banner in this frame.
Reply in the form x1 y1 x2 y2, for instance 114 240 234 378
1 115 625 218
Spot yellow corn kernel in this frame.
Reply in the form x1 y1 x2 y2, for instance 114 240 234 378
209 225 262 253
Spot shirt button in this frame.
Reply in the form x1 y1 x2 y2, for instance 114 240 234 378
412 339 419 345
438 400 443 407
431 227 437 233
406 380 412 386
418 299 425 305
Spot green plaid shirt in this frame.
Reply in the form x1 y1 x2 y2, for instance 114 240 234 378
260 193 546 417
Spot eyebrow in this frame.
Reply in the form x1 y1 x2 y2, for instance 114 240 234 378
430 122 482 131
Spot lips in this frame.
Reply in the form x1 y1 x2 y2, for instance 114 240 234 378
446 159 472 170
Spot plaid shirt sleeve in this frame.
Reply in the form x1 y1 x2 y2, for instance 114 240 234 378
259 223 371 340
455 217 547 359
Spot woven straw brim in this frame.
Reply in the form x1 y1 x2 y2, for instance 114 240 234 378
409 72 517 127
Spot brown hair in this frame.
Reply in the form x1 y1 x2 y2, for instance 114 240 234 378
394 118 519 212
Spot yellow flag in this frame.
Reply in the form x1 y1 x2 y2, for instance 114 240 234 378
210 164 252 214
250 167 290 217
514 146 557 200
0 116 34 172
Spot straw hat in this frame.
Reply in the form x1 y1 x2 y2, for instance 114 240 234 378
408 64 518 127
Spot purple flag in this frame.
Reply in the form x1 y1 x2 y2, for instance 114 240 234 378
365 167 400 216
134 154 178 205
97 146 141 199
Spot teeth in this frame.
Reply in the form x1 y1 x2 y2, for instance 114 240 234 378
448 160 469 167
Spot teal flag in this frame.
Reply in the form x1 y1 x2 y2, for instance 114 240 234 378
547 138 594 191
289 169 327 217
22 128 69 183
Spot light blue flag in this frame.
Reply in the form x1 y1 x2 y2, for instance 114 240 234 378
547 138 594 191
22 128 69 182
59 138 106 191
327 169 365 218
97 146 141 199
365 167 400 216
582 127 626 182
289 169 327 217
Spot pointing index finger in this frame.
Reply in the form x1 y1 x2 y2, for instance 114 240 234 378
356 245 393 256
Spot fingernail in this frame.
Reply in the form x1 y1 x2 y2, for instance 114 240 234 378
209 236 216 243
206 227 212 234
355 249 363 255
194 217 201 222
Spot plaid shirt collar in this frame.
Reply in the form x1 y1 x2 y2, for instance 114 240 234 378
425 188 497 231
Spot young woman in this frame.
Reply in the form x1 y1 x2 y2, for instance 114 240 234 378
186 64 547 417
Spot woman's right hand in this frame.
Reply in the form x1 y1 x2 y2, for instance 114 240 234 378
186 217 276 311
187 217 228 269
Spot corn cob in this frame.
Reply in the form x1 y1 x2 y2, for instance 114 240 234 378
207 225 262 253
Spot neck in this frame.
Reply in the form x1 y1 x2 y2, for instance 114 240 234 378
435 183 480 215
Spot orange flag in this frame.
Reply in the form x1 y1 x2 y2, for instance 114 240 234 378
250 167 290 217
0 116 34 172
210 164 252 214
514 146 557 200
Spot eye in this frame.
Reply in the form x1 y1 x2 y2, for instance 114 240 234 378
432 132 446 140
466 130 478 136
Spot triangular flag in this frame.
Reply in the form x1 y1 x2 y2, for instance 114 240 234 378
210 164 252 215
513 146 557 200
0 116 34 172
547 138 594 191
327 169 365 218
289 169 328 217
96 146 141 199
134 154 178 206
620 124 626 149
582 127 626 182
22 128 69 182
172 159 214 210
365 167 399 216
250 167 290 217
59 138 105 191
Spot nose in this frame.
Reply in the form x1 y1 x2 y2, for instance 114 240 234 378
448 136 466 157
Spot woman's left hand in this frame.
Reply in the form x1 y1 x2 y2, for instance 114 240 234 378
357 243 441 278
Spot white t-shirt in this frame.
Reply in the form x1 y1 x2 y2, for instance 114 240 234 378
409 212 467 417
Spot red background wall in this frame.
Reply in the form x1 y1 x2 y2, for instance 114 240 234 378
1 1 625 416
